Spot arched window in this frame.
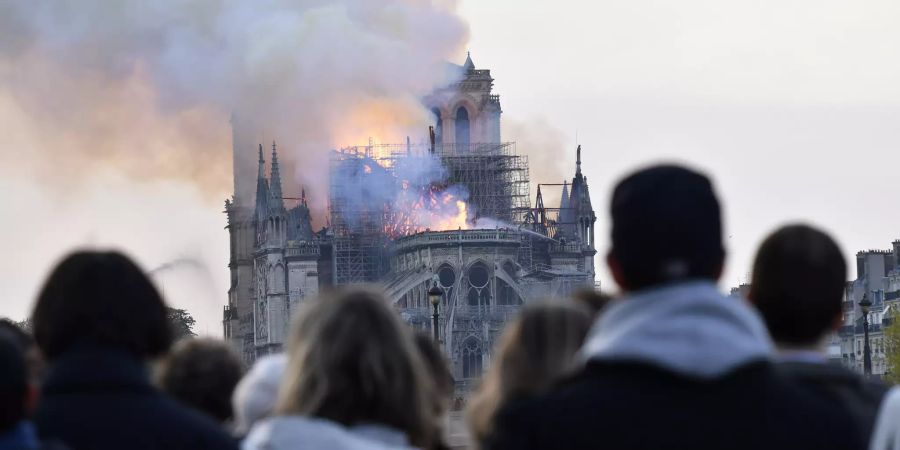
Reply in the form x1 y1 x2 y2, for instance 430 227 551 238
467 262 491 306
462 337 483 378
497 278 522 306
455 107 470 146
438 265 456 288
432 108 443 145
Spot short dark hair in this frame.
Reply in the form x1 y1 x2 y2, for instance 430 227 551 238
751 224 846 345
610 165 724 290
157 338 245 422
0 329 28 432
32 251 173 359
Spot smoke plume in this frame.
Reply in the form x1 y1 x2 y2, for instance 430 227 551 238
0 0 469 202
0 1 469 335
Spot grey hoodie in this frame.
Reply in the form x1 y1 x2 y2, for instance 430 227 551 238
242 416 418 450
580 281 773 378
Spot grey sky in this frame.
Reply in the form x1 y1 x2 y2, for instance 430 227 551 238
2 1 898 334
461 0 900 290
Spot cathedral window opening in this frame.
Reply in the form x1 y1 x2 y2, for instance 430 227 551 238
497 278 521 306
438 265 456 288
455 106 470 146
462 337 483 379
432 108 443 144
468 263 489 289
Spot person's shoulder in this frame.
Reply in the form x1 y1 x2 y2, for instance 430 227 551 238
152 395 239 449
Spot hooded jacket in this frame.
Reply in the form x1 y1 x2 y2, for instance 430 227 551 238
242 416 417 450
486 281 865 450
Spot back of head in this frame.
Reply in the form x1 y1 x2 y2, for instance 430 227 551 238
32 250 173 359
275 287 434 447
0 329 28 433
157 338 245 422
232 354 287 437
413 332 454 412
610 164 724 290
751 224 846 346
468 301 592 442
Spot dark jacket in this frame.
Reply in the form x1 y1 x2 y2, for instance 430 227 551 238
34 346 238 450
486 282 865 450
778 359 887 445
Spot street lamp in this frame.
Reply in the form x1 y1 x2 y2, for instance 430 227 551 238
859 293 873 377
428 284 443 343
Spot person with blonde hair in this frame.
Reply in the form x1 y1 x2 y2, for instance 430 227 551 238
242 287 436 450
467 301 592 449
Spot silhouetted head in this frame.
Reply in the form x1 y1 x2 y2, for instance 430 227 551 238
608 164 725 291
32 250 173 360
750 224 846 346
468 301 592 443
0 328 30 433
276 286 435 448
157 338 245 422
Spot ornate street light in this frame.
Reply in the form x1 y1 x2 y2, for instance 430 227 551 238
859 293 873 377
428 284 443 343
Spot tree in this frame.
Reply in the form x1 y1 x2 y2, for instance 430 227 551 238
166 307 197 339
883 308 900 384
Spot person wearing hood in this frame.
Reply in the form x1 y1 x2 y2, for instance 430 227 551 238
486 165 864 450
242 287 437 450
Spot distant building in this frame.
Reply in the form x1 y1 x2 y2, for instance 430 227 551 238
838 243 900 377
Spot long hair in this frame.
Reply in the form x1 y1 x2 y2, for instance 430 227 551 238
467 301 592 445
274 286 435 447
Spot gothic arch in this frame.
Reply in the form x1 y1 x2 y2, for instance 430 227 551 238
461 336 483 379
455 106 470 146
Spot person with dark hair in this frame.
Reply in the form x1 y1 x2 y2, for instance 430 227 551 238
0 319 44 384
0 328 66 450
156 338 245 424
413 333 454 450
486 165 863 450
243 286 436 450
31 250 237 450
749 224 886 446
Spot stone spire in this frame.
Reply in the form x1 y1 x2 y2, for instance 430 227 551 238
255 144 269 222
257 144 265 179
269 141 283 209
576 144 582 176
463 51 475 71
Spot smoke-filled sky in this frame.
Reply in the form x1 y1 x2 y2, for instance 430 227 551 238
2 0 900 334
461 0 900 290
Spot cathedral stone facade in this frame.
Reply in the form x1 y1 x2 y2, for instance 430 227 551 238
224 55 596 390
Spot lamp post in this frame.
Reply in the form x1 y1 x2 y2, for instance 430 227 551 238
860 293 873 377
428 284 443 343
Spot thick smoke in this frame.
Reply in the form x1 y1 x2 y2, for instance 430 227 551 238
332 150 473 235
0 1 468 335
0 0 469 203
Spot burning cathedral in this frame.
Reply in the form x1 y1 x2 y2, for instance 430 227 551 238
223 54 597 392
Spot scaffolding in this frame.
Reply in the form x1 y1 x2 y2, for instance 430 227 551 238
435 142 531 225
328 141 533 285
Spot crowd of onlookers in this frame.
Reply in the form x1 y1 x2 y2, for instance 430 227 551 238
5 163 900 449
